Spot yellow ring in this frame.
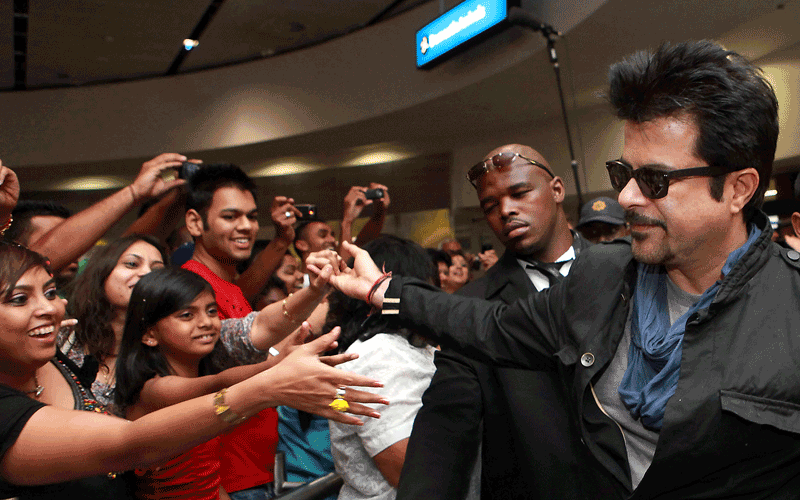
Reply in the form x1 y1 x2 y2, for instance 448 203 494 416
329 398 349 412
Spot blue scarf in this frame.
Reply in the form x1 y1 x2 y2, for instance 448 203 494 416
618 224 760 430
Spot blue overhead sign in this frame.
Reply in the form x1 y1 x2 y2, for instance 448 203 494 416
416 0 508 68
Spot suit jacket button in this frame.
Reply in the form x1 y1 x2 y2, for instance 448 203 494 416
580 352 595 367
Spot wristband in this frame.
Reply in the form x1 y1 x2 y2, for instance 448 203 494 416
0 215 12 237
282 292 301 324
214 388 247 425
366 265 392 306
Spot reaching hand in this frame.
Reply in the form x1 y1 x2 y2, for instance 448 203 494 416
307 253 336 295
129 153 189 203
273 322 359 367
270 196 299 243
267 327 388 425
307 242 385 306
0 161 20 219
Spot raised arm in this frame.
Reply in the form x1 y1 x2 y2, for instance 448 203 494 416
0 162 20 232
340 184 390 248
0 329 386 487
236 196 299 301
122 183 187 242
28 153 186 271
309 241 562 369
354 183 389 247
247 253 335 351
131 323 358 417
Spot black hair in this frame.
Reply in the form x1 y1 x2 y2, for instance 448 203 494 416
293 219 324 243
0 242 53 301
185 164 257 226
293 220 330 256
114 268 218 413
5 200 72 244
326 235 437 353
426 248 452 288
65 235 168 363
608 40 778 220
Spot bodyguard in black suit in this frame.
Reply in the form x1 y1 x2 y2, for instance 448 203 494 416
397 145 622 499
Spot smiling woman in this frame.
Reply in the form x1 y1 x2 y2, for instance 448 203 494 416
60 235 168 409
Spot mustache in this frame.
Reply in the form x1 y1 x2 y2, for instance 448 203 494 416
504 217 528 226
625 210 667 230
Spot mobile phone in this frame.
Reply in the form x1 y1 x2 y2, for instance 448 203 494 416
296 204 317 220
472 243 493 271
364 188 384 200
179 161 201 181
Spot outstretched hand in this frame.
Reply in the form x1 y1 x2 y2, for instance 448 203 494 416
267 326 387 425
306 242 386 306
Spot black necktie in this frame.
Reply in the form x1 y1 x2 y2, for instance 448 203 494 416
524 261 566 287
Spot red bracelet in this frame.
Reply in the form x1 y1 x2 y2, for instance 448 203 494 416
0 215 12 237
366 265 392 306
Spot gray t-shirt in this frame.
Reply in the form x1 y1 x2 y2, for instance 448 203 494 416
329 334 437 500
593 276 701 489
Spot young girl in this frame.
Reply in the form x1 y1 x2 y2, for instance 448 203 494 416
115 268 378 499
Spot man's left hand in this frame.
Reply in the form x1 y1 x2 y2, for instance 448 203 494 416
0 161 20 217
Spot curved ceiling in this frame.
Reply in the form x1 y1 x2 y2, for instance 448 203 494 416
2 0 427 91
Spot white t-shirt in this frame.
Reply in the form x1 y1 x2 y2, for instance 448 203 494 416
329 333 436 500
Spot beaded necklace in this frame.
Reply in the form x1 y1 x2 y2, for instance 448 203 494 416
54 357 117 478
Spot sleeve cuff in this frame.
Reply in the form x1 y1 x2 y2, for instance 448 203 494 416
381 277 403 315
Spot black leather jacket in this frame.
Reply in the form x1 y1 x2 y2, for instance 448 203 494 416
387 212 800 499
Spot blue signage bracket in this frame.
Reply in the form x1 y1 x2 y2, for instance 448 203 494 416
415 0 512 68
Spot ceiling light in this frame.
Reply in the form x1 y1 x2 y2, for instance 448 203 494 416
342 147 412 167
765 189 778 198
183 39 199 51
50 176 127 191
250 161 322 177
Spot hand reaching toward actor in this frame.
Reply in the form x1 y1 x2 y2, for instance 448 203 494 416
266 326 388 425
270 321 362 368
307 242 387 307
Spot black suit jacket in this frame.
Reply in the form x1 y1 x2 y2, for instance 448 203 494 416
397 238 620 499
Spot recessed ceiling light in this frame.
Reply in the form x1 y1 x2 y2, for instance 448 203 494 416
183 39 199 51
51 176 127 191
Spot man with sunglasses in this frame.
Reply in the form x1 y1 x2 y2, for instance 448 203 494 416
397 144 609 499
313 41 800 497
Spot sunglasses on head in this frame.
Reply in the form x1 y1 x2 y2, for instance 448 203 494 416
605 159 731 199
467 152 555 187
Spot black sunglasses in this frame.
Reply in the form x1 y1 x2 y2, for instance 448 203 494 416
467 152 555 187
605 159 730 199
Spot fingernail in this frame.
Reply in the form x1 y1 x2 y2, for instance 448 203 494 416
371 412 381 418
